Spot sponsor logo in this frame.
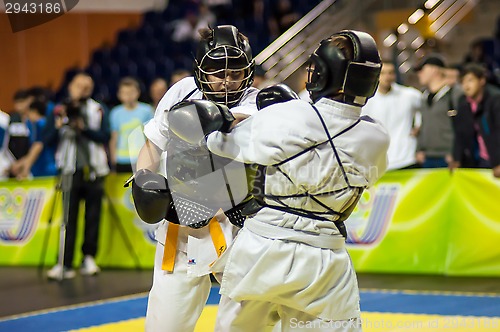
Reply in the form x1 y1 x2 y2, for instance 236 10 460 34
346 185 398 246
0 188 45 244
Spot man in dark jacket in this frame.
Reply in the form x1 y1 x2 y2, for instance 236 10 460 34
415 55 461 168
450 63 500 178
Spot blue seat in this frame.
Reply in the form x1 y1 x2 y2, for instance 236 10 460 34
145 40 165 59
143 11 164 29
110 44 130 62
128 42 147 62
137 59 157 81
172 56 193 72
136 24 155 41
161 3 182 21
85 63 103 81
170 40 196 58
93 82 110 103
119 61 138 78
155 56 175 78
117 29 136 44
101 61 120 81
91 49 112 65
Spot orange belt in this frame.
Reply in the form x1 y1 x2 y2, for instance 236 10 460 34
209 217 227 258
161 217 227 272
162 223 179 272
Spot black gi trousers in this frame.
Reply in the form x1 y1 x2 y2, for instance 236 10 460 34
62 169 105 268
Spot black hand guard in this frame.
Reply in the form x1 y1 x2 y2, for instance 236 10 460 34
125 169 172 225
256 83 299 110
168 99 235 145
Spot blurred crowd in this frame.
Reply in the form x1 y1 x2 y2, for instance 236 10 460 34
1 4 499 181
359 16 500 178
0 72 178 180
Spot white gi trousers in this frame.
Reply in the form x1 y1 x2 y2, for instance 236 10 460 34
145 226 212 332
213 220 362 332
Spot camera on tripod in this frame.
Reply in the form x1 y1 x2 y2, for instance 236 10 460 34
65 102 83 121
55 99 85 127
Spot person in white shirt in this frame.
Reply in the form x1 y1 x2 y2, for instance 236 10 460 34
362 60 422 170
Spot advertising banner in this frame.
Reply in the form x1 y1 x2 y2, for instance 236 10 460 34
1 170 499 276
0 174 156 268
347 169 452 274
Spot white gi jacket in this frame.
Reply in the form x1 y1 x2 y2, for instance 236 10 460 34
143 76 259 276
207 98 389 320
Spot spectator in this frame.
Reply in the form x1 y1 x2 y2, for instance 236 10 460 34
268 0 300 39
450 63 500 178
494 15 500 69
109 77 153 173
28 86 55 115
44 72 110 280
0 110 13 180
10 101 57 179
8 90 32 170
463 39 500 87
171 3 216 43
169 69 191 88
205 0 232 23
149 78 168 108
252 64 270 89
415 54 461 168
238 0 269 51
445 64 462 87
362 60 422 170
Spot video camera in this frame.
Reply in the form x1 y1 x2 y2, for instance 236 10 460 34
63 100 84 121
54 99 85 125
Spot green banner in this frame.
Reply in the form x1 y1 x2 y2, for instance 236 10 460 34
0 170 499 276
346 169 500 276
446 170 500 276
0 174 156 269
347 169 452 274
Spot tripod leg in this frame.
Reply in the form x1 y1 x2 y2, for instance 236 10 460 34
37 182 60 278
56 173 73 282
105 191 142 270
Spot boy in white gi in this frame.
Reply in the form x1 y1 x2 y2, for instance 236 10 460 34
204 30 390 331
130 25 258 331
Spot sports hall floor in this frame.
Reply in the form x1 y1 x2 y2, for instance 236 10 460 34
0 267 499 331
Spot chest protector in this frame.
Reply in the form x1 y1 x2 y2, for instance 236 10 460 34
165 137 251 228
241 104 366 237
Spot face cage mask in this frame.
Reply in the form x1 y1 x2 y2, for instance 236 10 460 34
195 45 254 107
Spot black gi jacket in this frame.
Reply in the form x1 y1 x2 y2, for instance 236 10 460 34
452 85 500 168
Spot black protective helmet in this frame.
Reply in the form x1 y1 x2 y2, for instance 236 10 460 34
306 30 381 105
194 25 254 107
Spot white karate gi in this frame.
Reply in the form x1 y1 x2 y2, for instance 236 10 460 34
207 97 389 331
143 76 259 331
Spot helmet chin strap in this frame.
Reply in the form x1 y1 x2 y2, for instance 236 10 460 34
342 94 367 106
